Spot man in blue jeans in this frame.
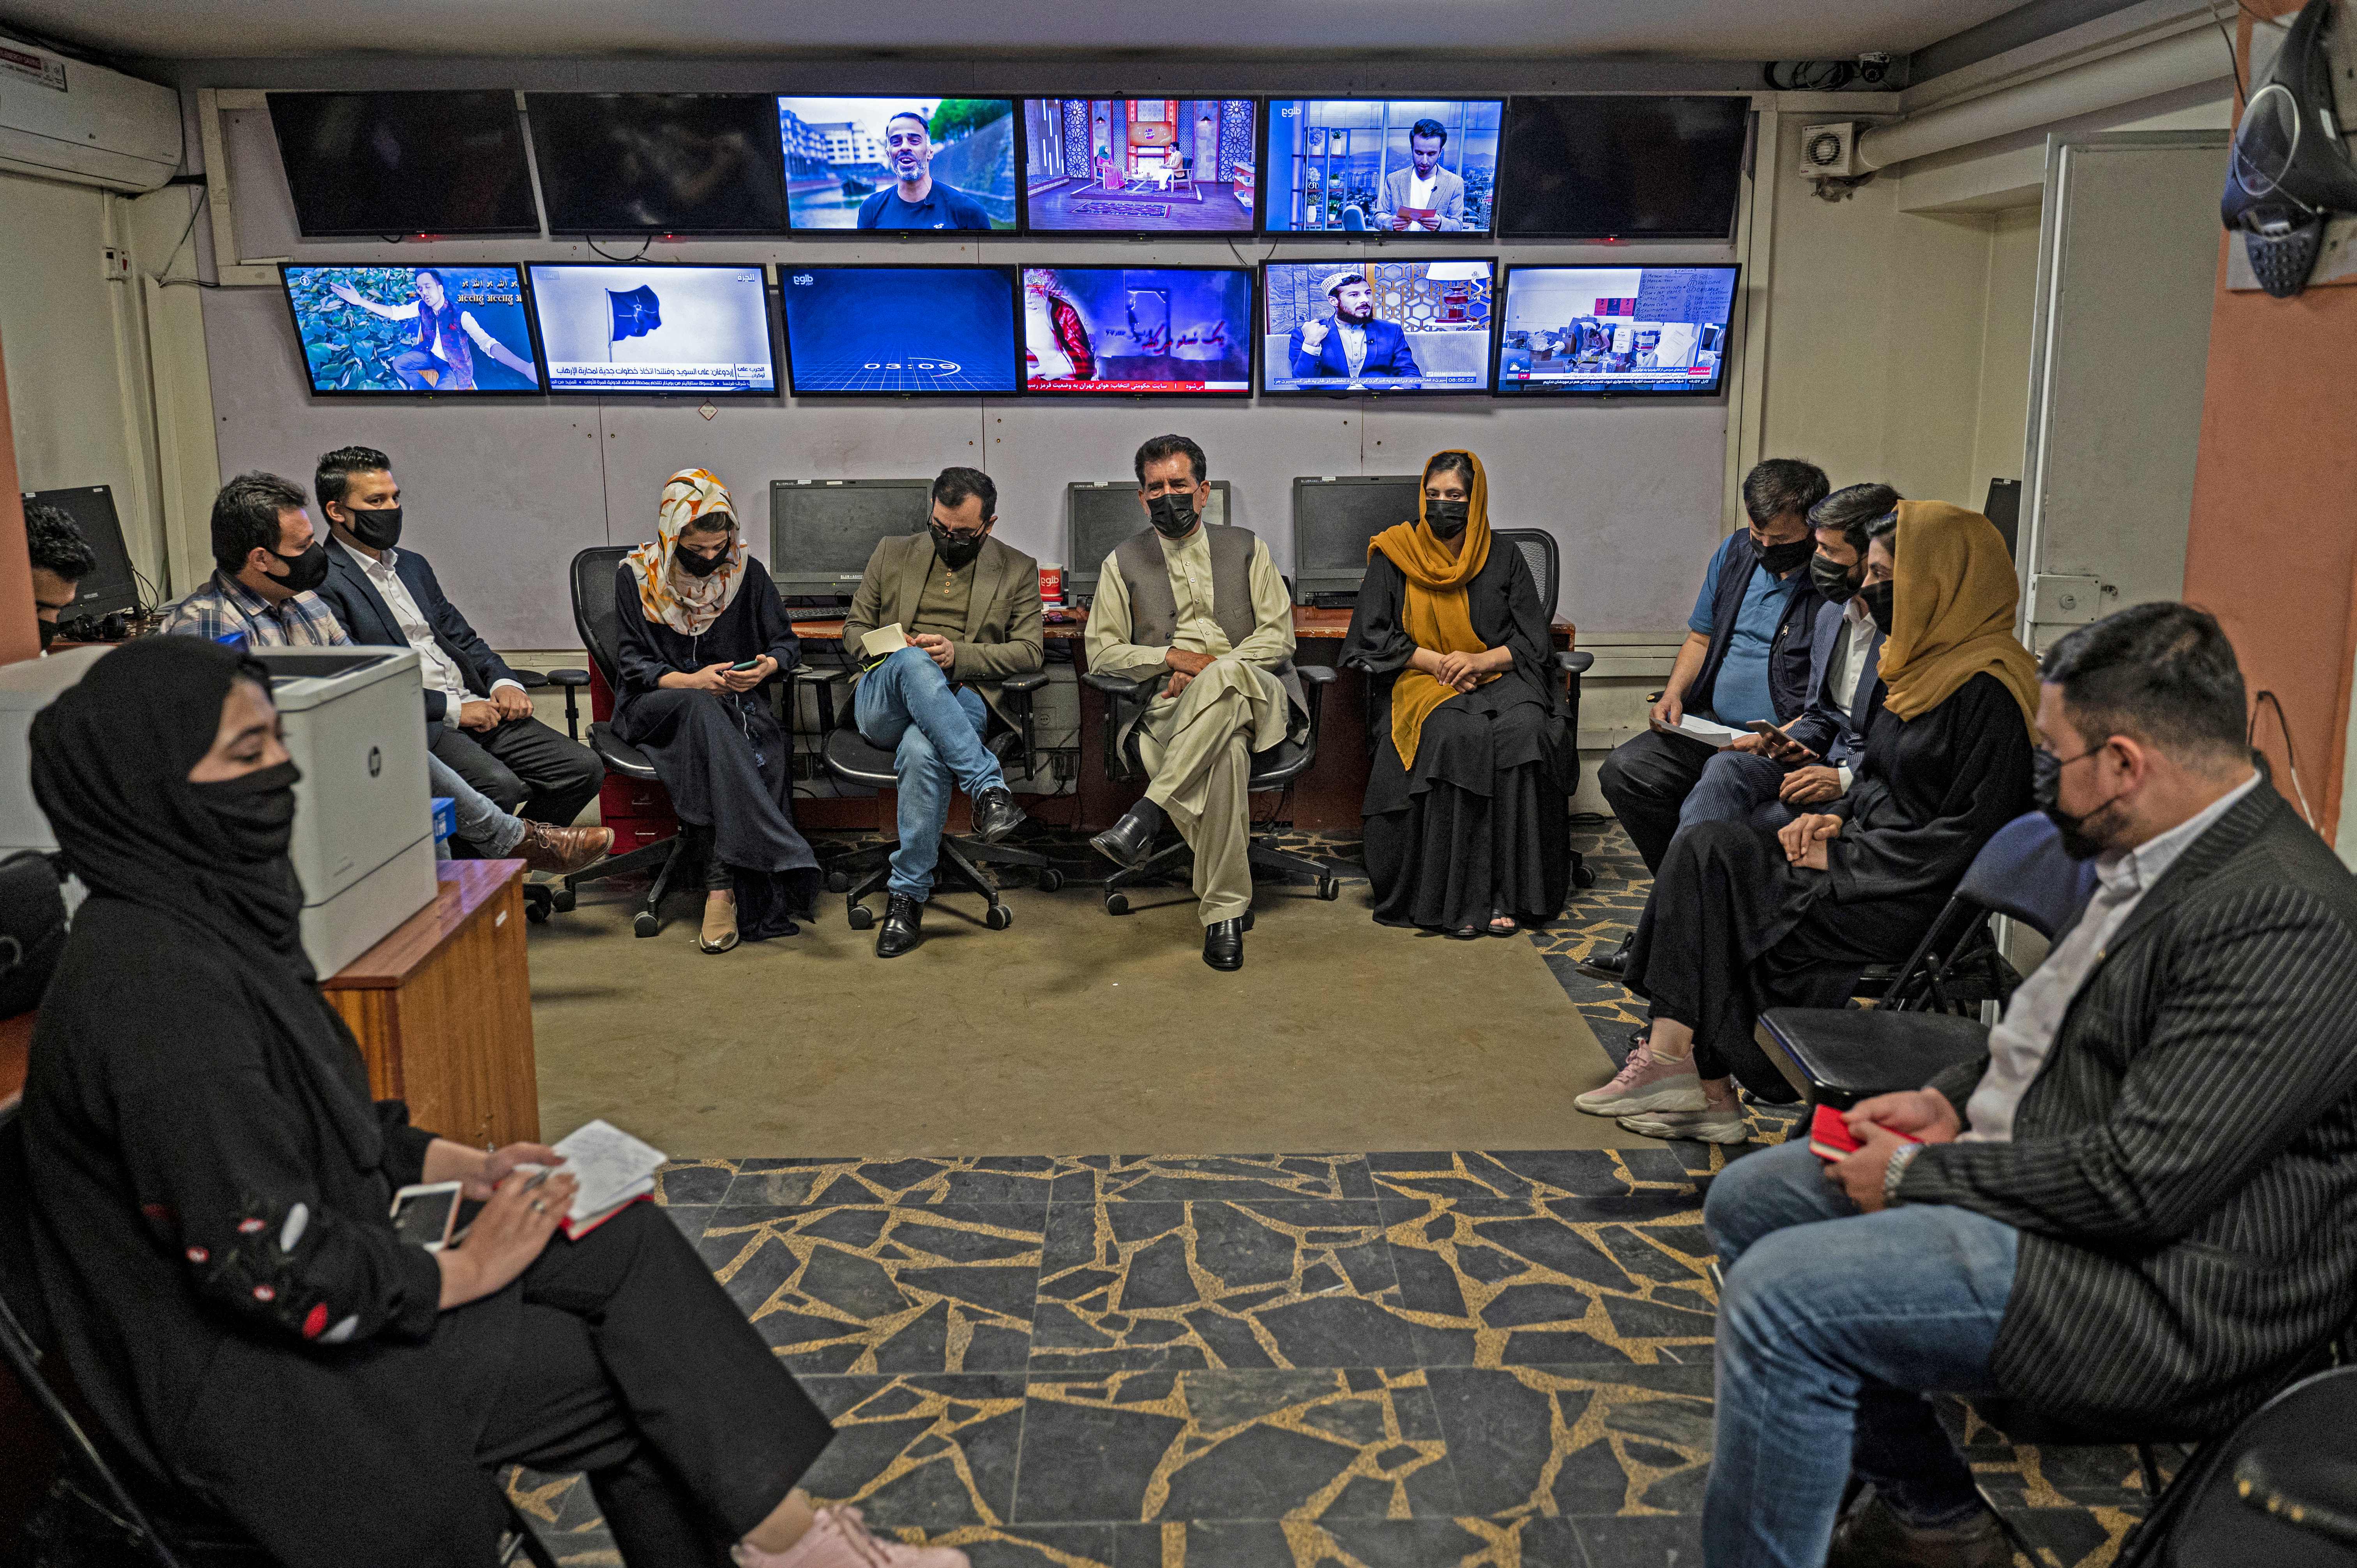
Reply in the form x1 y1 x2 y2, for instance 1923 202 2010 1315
841 467 1039 956
1701 603 2357 1568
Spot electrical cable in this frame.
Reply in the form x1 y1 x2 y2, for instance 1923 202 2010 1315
586 235 657 263
2250 690 2314 827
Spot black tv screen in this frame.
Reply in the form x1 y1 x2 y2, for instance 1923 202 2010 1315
1498 96 1750 240
269 91 539 237
527 94 786 235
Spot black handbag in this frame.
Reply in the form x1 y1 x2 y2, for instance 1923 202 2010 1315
0 850 67 1019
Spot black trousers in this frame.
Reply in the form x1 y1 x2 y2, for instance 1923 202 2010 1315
434 715 605 826
474 1201 833 1566
1597 728 1716 874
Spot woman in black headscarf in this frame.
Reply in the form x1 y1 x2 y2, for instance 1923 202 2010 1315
20 637 959 1568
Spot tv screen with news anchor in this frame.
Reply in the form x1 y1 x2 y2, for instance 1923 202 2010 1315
1021 267 1252 397
1258 259 1495 396
525 264 777 395
779 266 1021 396
1261 98 1502 235
1019 99 1258 234
777 97 1017 231
280 264 543 396
1495 264 1740 396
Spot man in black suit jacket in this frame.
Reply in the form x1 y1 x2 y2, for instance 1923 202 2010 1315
312 446 603 828
1699 602 2357 1568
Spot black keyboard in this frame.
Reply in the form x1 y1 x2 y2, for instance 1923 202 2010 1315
785 605 847 622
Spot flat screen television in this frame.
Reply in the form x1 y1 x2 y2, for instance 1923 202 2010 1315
777 97 1018 231
779 265 1020 396
1260 98 1503 235
1495 264 1740 396
526 94 786 235
769 479 933 597
23 485 140 622
1021 267 1252 396
281 265 544 395
1259 259 1495 396
1020 99 1257 234
526 264 776 396
1065 479 1232 601
1498 95 1751 240
268 91 538 237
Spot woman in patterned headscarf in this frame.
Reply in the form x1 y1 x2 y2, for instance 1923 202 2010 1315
611 468 820 952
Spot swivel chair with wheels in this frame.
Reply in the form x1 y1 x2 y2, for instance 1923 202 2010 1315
793 660 1062 932
503 668 593 927
1080 662 1344 915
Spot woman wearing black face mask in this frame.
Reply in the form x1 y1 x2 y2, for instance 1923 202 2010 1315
1341 449 1575 938
610 467 819 954
18 636 914 1568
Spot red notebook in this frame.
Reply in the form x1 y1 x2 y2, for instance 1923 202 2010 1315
1809 1103 1922 1162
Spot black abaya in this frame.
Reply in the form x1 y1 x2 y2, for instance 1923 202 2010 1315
1623 670 2034 1097
1341 547 1574 931
611 556 821 937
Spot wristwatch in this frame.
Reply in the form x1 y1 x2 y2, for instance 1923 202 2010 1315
1882 1141 1925 1206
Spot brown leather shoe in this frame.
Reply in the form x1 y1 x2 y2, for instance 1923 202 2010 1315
1827 1488 2009 1568
514 823 612 876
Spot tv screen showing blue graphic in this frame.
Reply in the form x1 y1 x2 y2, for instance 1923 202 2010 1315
1262 99 1502 235
1260 260 1495 396
526 265 776 395
1020 99 1258 234
1496 265 1740 396
780 267 1019 395
281 265 542 395
1022 268 1251 396
777 97 1017 231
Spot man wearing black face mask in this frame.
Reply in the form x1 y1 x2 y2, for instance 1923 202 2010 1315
25 502 95 652
839 466 1039 955
313 445 603 834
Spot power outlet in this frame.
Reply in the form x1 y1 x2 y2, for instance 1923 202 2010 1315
99 246 132 282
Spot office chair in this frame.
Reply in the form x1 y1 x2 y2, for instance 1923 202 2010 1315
1080 661 1344 915
0 1103 560 1566
1341 527 1598 894
793 658 1062 931
503 669 590 926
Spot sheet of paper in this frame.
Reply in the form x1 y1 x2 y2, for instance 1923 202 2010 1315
1671 714 1744 749
551 1119 668 1224
860 622 909 661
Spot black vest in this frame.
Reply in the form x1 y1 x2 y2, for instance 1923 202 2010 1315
1684 532 1823 723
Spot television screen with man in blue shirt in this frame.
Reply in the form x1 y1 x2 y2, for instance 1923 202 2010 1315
779 97 1015 231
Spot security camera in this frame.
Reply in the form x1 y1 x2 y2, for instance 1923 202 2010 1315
1857 51 1893 86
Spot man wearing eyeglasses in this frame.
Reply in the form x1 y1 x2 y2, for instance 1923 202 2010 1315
839 466 1038 955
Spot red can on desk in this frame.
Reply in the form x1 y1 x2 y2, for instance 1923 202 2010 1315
1039 563 1063 607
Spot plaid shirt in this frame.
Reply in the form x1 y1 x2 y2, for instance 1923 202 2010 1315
162 571 350 648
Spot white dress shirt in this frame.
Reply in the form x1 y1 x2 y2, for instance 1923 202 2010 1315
1825 596 1878 791
1957 770 2263 1143
333 540 520 711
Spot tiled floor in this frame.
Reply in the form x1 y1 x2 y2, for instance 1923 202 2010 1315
506 826 2166 1566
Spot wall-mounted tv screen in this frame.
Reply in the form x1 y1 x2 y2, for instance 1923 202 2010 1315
1259 259 1495 396
268 92 539 237
526 264 776 396
1498 96 1751 240
780 266 1019 395
777 97 1017 230
1261 98 1502 235
526 94 786 235
281 265 543 395
1495 265 1740 396
1022 267 1251 396
1020 99 1257 234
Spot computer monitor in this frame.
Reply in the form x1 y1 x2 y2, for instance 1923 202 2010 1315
1064 479 1231 602
1259 259 1495 396
1020 266 1253 396
769 479 933 597
1261 98 1503 235
525 263 777 396
1497 95 1750 240
1495 264 1741 397
1984 478 2022 559
777 97 1017 231
268 91 537 238
1291 476 1421 604
24 485 140 622
526 93 787 235
1020 99 1259 235
778 265 1022 396
281 264 544 395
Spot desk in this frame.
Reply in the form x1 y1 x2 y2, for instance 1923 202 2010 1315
322 859 540 1148
789 607 1576 832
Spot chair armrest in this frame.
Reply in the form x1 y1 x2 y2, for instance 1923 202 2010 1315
793 664 852 685
1556 650 1594 676
1000 671 1050 694
1081 670 1161 701
1296 664 1337 687
513 669 549 690
546 668 590 687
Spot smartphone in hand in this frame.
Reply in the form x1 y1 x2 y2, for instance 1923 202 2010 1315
729 658 762 671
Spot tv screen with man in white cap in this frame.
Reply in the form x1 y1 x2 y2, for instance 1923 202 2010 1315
1258 258 1496 395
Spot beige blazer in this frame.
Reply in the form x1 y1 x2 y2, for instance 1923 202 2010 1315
839 531 1044 726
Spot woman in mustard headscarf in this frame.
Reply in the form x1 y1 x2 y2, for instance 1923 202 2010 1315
1340 450 1574 937
611 468 820 953
1582 500 2037 1142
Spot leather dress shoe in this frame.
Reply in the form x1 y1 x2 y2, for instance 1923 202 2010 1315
1826 1488 2009 1568
1202 911 1254 971
971 786 1024 844
515 823 613 876
1578 931 1635 980
1090 799 1166 870
876 892 924 958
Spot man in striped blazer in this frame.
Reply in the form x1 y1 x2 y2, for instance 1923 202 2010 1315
1700 602 2357 1568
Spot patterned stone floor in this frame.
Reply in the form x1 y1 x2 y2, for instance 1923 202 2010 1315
507 825 2166 1566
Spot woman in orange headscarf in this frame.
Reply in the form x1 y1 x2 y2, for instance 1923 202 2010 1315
1340 450 1575 938
1585 500 2037 1142
610 468 820 953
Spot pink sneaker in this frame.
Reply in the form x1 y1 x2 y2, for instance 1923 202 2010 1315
1618 1077 1750 1144
735 1504 969 1568
1574 1041 1707 1117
